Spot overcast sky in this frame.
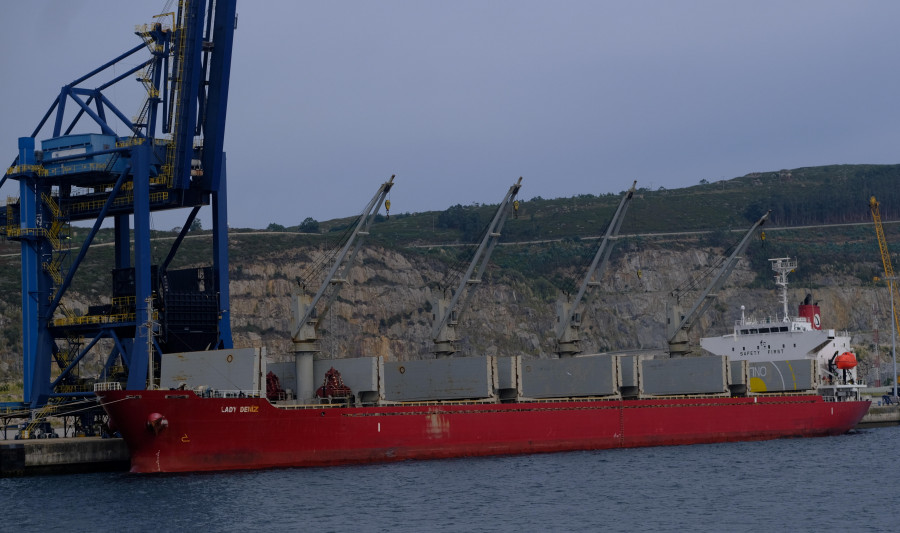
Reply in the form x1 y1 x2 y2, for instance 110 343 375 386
2 1 900 230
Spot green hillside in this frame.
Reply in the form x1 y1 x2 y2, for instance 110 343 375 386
1 163 895 301
308 163 900 289
299 163 899 243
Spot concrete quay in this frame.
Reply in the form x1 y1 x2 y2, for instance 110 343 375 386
858 403 900 428
0 437 129 477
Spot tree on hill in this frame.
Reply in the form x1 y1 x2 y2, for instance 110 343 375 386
437 204 483 241
298 217 320 233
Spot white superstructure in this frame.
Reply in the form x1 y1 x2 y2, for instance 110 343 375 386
700 258 858 389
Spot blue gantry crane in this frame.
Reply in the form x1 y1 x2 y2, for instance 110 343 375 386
0 0 237 410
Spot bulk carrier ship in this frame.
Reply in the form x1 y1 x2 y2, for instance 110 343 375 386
2 1 868 474
96 379 869 474
95 181 871 474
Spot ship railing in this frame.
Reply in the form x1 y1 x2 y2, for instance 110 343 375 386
736 314 787 326
502 396 622 404
735 314 812 327
274 396 633 411
819 383 865 402
636 392 733 400
272 397 505 410
203 389 262 399
746 390 816 398
377 398 504 407
821 373 865 387
93 382 122 392
56 384 95 393
276 402 346 410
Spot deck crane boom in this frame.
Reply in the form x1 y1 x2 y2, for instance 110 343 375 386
291 175 395 400
667 210 770 356
869 196 900 396
555 181 637 357
432 177 523 357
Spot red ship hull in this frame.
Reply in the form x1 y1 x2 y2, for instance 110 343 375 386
97 390 870 473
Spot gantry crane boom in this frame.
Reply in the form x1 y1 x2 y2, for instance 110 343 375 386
869 196 900 340
2 1 237 408
667 210 770 356
432 177 523 357
555 181 636 356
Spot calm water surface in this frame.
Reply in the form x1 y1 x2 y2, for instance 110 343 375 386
3 426 899 532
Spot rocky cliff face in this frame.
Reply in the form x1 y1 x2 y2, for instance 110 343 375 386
228 244 880 365
0 239 888 387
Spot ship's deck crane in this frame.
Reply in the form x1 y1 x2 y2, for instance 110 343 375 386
555 181 636 357
432 177 522 357
869 196 900 396
291 175 395 400
1 1 237 409
666 210 770 356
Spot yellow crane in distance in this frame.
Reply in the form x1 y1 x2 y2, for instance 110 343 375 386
870 196 900 394
870 196 900 332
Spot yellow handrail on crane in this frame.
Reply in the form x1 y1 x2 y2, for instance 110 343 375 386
869 196 900 336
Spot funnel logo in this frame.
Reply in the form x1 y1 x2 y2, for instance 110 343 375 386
813 314 821 328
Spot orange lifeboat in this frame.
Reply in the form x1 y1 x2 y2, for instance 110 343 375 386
835 352 858 370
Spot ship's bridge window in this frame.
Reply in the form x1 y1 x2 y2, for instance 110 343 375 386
759 328 770 334
749 329 758 334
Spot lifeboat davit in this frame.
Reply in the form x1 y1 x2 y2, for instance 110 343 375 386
835 352 858 370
